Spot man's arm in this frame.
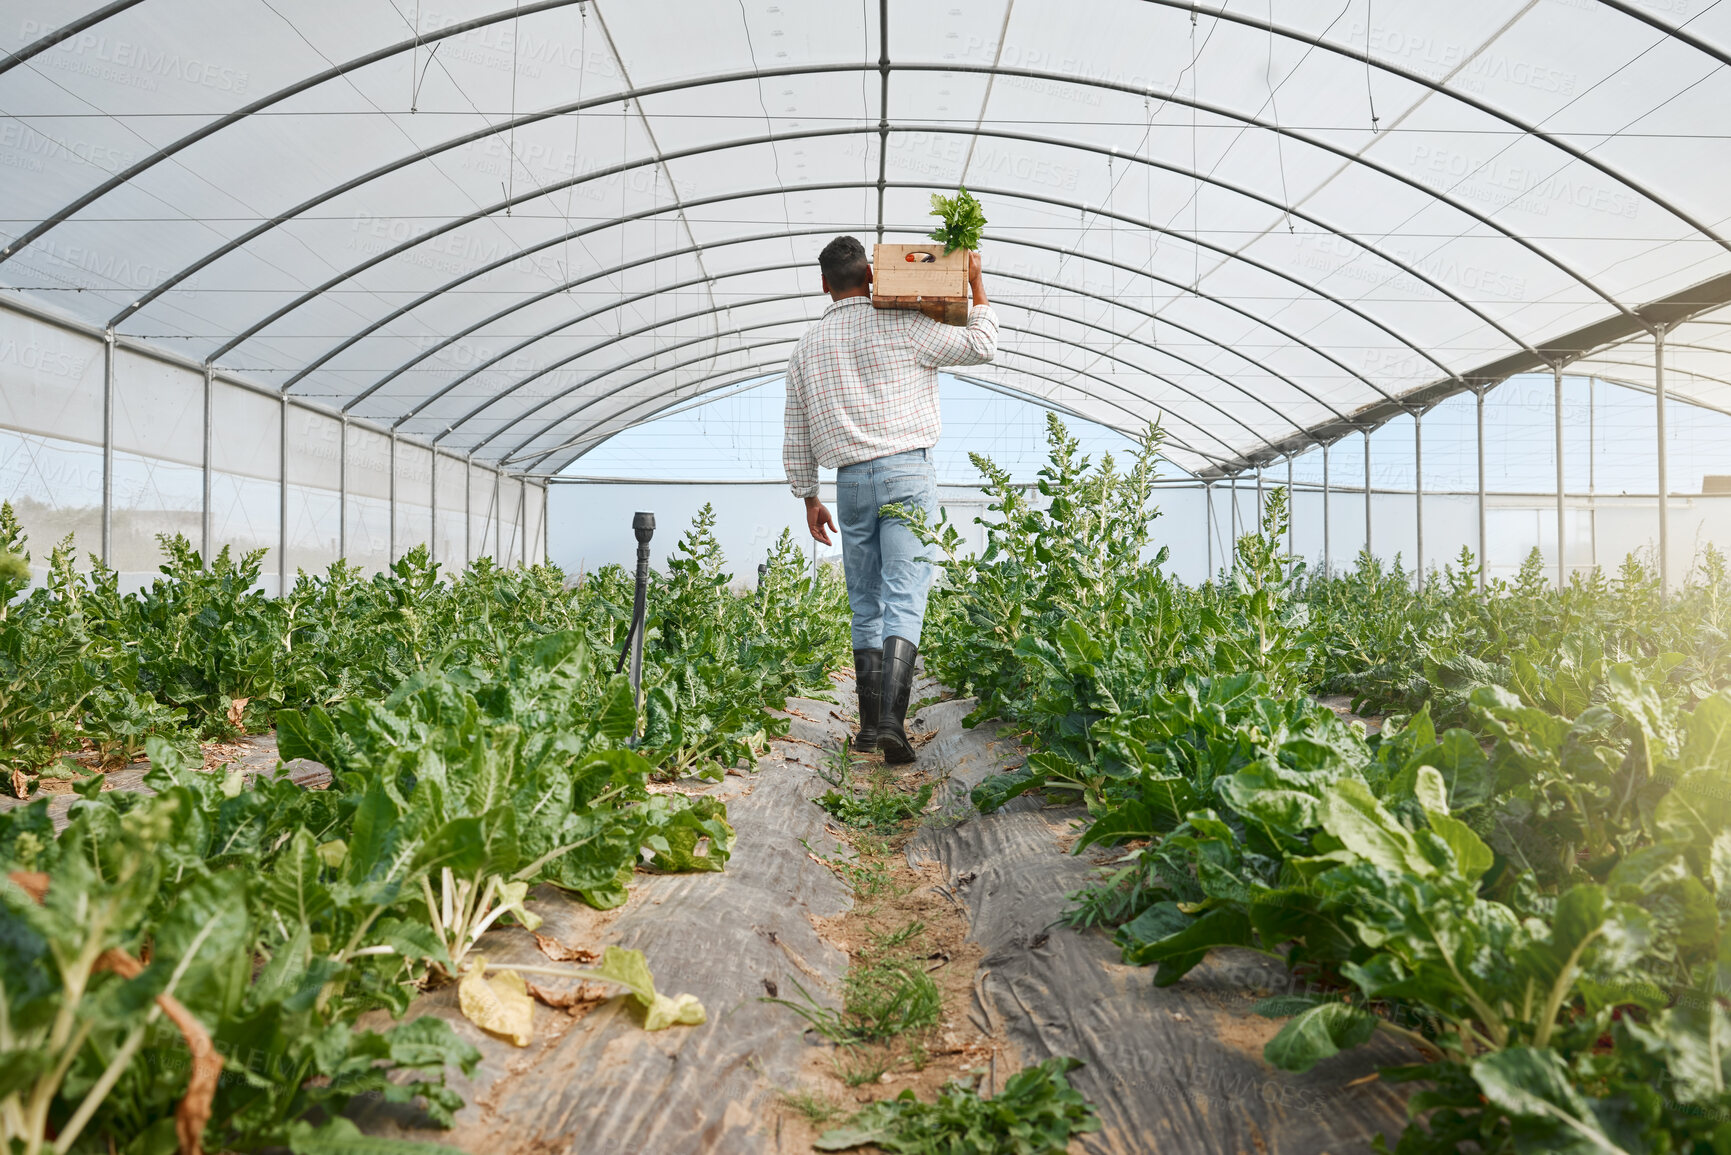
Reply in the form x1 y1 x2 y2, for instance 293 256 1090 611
783 357 818 499
912 250 997 367
783 356 838 545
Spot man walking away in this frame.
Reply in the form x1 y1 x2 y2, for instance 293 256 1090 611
783 235 997 763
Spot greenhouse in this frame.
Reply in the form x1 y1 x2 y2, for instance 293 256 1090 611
2 1 1731 1153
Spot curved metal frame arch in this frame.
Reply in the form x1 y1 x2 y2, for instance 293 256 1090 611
136 116 1529 375
558 367 1201 479
399 257 1325 454
527 345 1232 474
489 333 1222 471
11 0 1724 481
552 365 1202 476
508 314 1261 460
0 0 148 78
457 298 1257 463
515 345 1220 474
425 214 1400 454
304 174 1428 441
327 199 1388 434
0 0 588 265
338 223 1350 436
1566 361 1731 420
203 145 1459 389
10 5 1710 328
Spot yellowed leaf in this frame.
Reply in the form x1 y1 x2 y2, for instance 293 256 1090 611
457 958 534 1046
226 697 250 729
533 934 598 965
644 991 706 1031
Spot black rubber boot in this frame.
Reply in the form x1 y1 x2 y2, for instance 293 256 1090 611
852 648 883 752
878 635 919 764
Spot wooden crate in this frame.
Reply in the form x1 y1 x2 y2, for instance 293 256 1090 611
872 243 970 325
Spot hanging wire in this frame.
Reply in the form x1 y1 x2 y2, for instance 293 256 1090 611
1190 4 1200 295
1267 0 1293 232
504 1 522 214
1363 0 1380 133
560 2 588 297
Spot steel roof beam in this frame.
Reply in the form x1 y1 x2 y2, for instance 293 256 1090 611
0 0 150 78
1202 267 1731 476
520 350 1229 474
318 199 1387 425
0 0 587 267
211 171 1435 401
1135 0 1727 260
16 31 1701 329
340 222 1350 429
272 116 1529 411
389 257 1325 452
459 299 1258 462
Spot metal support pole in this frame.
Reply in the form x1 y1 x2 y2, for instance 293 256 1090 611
429 448 438 565
1554 362 1566 590
493 468 502 561
541 482 550 567
279 395 288 595
201 364 213 558
1322 441 1331 577
1363 429 1373 563
1589 377 1598 572
1476 386 1487 591
1229 475 1239 568
1285 455 1294 564
1414 409 1424 592
101 328 114 565
465 460 473 564
388 432 397 566
338 416 348 561
1655 325 1670 597
1204 482 1213 578
1256 465 1265 530
520 476 529 566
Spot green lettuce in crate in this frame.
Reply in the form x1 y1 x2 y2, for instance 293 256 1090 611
927 188 986 254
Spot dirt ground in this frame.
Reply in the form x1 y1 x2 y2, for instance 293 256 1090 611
765 745 1011 1150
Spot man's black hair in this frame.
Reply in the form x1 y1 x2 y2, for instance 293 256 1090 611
819 235 870 292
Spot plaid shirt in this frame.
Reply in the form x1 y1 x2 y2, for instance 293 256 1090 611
783 297 999 497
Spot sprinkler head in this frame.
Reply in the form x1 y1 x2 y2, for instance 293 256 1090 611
632 511 655 543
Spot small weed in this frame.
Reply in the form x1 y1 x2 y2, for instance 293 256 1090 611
818 781 935 832
875 920 925 949
801 838 895 897
766 964 940 1046
817 740 852 789
843 963 942 1042
836 1051 893 1087
780 1086 846 1126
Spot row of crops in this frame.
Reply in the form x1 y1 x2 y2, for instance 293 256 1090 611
911 417 1731 1155
0 506 848 1155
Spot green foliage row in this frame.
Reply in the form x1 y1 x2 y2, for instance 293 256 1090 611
916 415 1731 1155
0 503 849 1154
0 501 848 797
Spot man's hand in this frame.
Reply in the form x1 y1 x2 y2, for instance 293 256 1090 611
967 250 988 307
805 496 837 546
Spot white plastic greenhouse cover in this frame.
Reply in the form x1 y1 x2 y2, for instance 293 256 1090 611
4 0 1731 480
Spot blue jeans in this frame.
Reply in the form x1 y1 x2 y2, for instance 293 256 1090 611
836 449 937 650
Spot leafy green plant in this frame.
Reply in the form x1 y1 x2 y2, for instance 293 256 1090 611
815 1057 1100 1153
927 188 986 253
